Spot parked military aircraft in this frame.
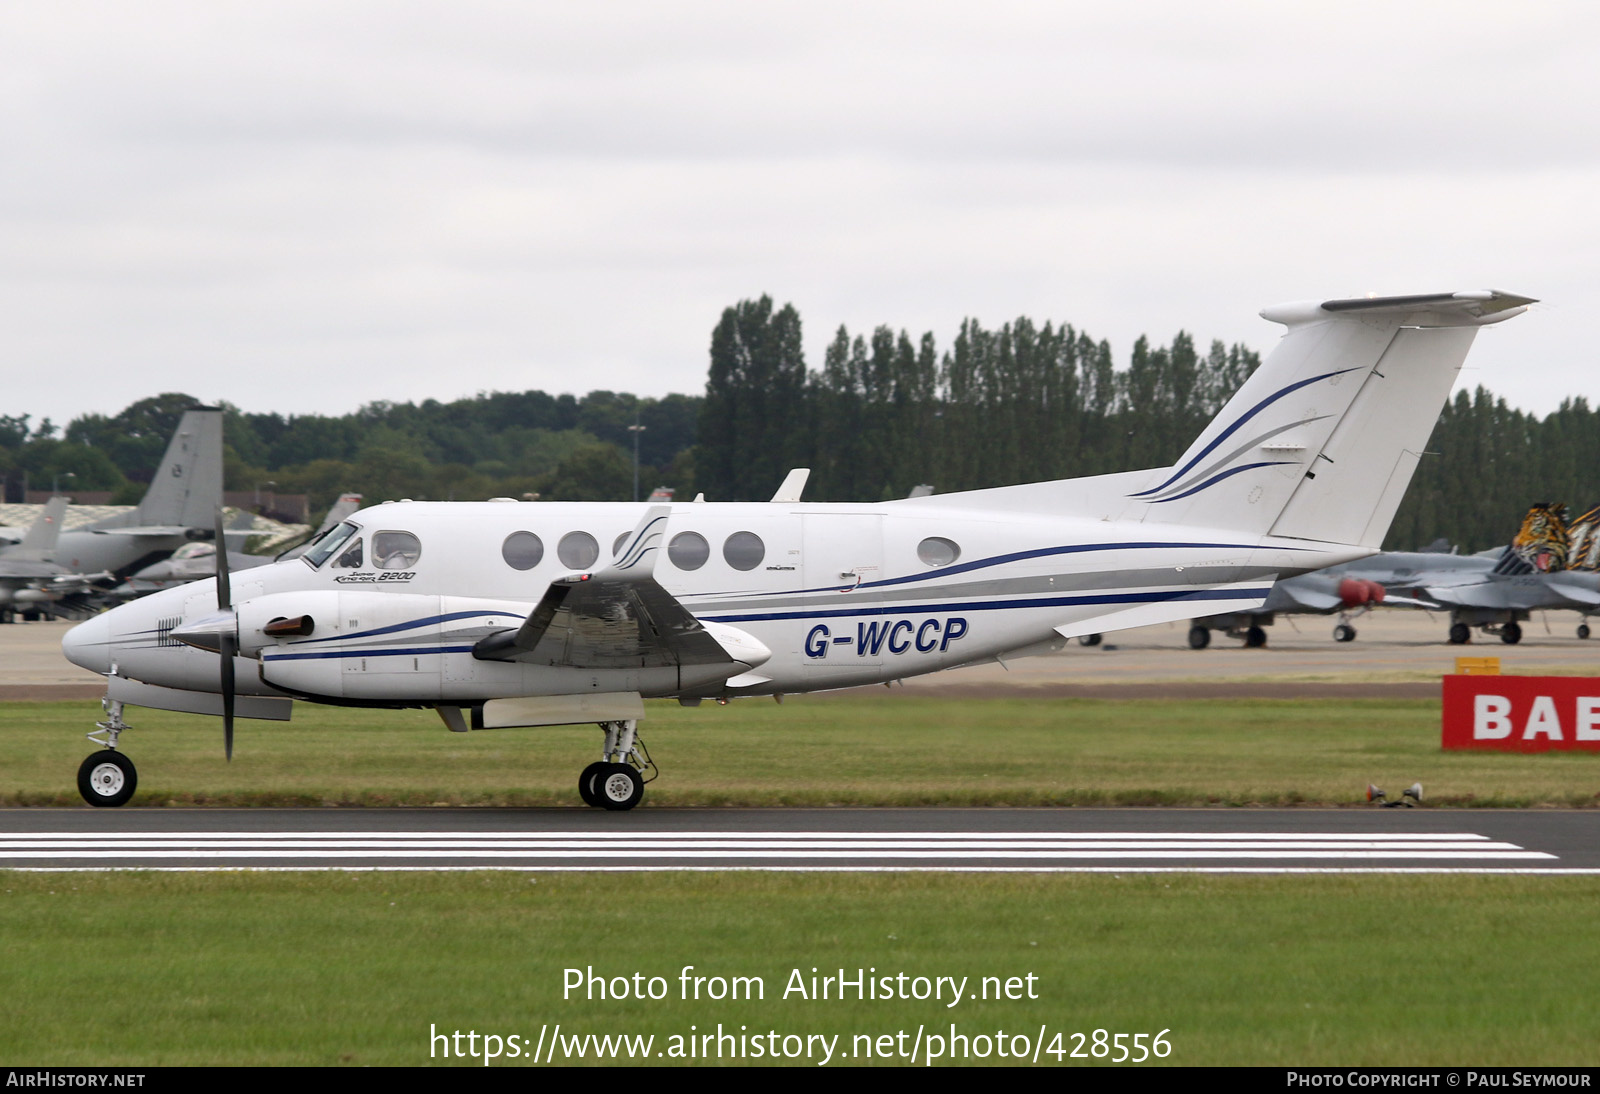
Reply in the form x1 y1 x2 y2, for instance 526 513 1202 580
0 497 110 622
4 408 225 582
1191 502 1600 646
60 290 1533 809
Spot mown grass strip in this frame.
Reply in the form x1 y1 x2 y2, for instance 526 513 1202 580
2 695 1599 807
2 871 1596 1066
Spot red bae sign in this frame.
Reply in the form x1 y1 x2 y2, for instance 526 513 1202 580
1442 675 1600 752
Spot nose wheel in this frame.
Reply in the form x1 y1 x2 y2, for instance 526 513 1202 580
78 697 137 807
78 750 137 807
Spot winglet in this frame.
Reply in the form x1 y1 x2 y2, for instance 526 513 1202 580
600 505 671 578
770 468 810 503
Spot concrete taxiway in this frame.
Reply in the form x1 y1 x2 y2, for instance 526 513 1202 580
2 808 1595 872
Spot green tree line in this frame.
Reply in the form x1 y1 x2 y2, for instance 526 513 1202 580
5 295 1595 553
1 390 702 517
697 295 1599 554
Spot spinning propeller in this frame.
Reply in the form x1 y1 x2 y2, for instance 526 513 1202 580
213 509 236 761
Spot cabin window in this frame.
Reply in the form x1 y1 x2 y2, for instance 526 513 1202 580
613 532 629 558
722 531 765 571
668 531 709 570
372 531 421 570
303 521 359 569
502 531 544 571
558 531 600 570
333 537 365 569
917 536 961 567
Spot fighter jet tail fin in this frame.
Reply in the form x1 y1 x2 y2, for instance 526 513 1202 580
135 408 225 531
8 496 69 562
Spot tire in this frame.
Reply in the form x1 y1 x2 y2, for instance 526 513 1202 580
1448 623 1470 645
1244 626 1267 648
1187 626 1211 650
1333 624 1356 643
578 762 608 807
1501 621 1523 645
1580 624 1591 640
1078 633 1102 647
78 750 136 808
596 763 644 811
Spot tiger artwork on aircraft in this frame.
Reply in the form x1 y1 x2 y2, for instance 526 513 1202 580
1509 502 1570 574
1566 506 1600 572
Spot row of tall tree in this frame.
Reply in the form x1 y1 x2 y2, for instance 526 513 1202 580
4 294 1596 553
697 295 1598 554
1 390 701 513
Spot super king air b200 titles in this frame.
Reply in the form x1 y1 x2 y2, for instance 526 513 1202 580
62 290 1535 809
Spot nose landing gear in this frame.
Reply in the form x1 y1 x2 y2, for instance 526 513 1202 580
78 699 137 807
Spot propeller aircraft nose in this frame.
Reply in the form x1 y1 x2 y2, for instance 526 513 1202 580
61 613 112 675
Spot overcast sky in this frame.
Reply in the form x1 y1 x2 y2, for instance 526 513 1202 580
3 1 1596 430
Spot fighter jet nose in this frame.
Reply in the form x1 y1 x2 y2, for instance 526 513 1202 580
62 614 112 675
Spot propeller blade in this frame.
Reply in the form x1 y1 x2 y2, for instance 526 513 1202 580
214 509 232 611
214 508 236 760
220 631 236 762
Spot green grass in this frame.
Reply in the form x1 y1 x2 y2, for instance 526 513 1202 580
2 871 1596 1066
4 695 1600 807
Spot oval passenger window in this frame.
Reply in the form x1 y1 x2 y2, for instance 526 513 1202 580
722 531 765 571
668 531 709 571
558 531 600 570
502 532 544 571
917 537 961 567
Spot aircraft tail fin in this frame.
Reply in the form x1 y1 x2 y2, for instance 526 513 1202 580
134 408 225 530
1135 291 1533 547
9 496 70 562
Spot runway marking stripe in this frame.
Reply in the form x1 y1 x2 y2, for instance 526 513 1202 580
0 830 1502 841
0 839 1532 852
6 866 1595 875
0 850 1555 857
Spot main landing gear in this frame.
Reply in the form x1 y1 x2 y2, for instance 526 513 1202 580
579 719 656 811
78 699 137 807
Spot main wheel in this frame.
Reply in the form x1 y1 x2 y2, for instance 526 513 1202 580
1244 625 1268 648
1333 623 1356 643
1501 621 1523 645
1580 624 1591 640
1078 633 1103 647
1187 626 1211 650
1448 623 1470 645
578 762 608 807
596 764 644 811
78 750 136 808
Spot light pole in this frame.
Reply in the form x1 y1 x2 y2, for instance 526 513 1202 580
627 417 646 502
52 471 75 495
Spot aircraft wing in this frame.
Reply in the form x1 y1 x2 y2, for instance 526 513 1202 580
1421 582 1517 610
472 506 748 672
87 525 194 537
1543 573 1600 609
1262 577 1341 613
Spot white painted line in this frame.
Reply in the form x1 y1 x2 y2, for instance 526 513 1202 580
0 830 1502 841
0 848 1556 860
0 839 1530 851
4 866 1598 875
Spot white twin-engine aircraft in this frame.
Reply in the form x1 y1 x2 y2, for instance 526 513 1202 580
62 291 1533 809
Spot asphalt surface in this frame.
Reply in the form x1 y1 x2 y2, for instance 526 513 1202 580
2 808 1596 872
